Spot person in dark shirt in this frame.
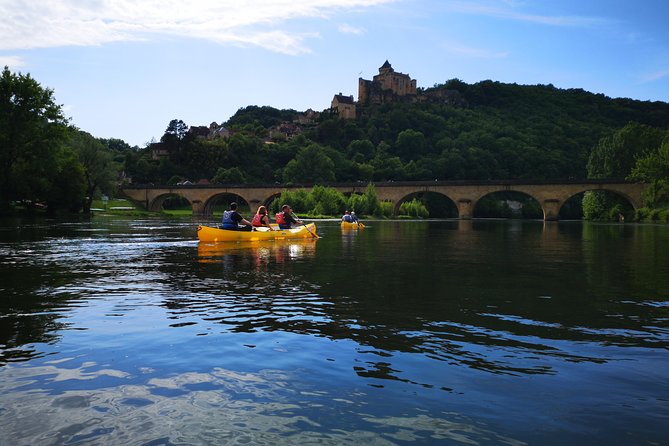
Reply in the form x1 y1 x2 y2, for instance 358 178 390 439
275 204 303 229
221 202 253 231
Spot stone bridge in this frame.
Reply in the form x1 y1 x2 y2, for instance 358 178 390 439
119 180 647 220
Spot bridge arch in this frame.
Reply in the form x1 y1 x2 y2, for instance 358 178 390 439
473 190 543 219
149 193 192 213
394 191 459 217
202 193 251 217
560 187 638 220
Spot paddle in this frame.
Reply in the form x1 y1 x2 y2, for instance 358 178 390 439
297 215 319 238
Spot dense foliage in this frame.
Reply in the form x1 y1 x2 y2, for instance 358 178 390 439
583 122 669 220
270 183 389 218
0 67 126 214
126 79 669 188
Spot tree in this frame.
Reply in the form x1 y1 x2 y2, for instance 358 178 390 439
395 129 426 161
68 129 120 213
213 167 246 184
282 143 336 183
587 122 665 179
585 123 666 219
0 66 70 212
629 134 669 207
161 119 188 143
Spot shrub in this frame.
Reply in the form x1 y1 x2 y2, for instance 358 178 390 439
399 198 429 218
378 201 394 217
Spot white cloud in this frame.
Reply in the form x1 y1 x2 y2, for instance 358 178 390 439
444 1 607 27
639 69 669 83
0 0 394 54
0 56 26 68
338 23 366 35
441 41 508 59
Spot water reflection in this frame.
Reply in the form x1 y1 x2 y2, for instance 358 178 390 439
0 359 527 446
1 218 668 445
197 239 317 267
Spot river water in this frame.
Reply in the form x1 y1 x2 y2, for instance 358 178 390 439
0 217 667 445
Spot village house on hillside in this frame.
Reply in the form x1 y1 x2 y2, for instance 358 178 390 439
330 93 356 119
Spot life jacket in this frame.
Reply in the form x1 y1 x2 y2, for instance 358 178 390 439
342 214 353 222
222 210 237 229
275 212 286 226
252 214 264 227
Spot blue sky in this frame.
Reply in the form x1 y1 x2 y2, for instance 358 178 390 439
1 0 668 147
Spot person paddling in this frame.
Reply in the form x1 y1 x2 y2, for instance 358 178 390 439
342 210 353 223
276 204 303 229
221 202 253 231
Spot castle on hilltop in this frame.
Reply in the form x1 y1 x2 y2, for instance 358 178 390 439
331 60 418 119
359 60 417 105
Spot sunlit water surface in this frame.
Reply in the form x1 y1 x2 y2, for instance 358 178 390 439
0 217 668 445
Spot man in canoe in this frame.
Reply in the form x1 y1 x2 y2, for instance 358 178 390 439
221 202 253 231
276 204 303 229
342 210 353 223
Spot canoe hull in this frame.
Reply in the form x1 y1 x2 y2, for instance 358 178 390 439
341 221 364 229
198 223 318 243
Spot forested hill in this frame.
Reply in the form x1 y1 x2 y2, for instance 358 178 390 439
221 79 669 183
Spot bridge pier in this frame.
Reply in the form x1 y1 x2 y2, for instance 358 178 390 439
192 200 205 216
542 199 561 221
457 199 473 220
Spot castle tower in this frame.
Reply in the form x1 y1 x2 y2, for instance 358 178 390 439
358 61 417 105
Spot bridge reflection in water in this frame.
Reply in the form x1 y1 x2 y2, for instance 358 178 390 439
121 179 647 221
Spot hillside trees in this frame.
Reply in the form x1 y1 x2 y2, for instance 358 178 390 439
584 122 667 219
133 80 669 189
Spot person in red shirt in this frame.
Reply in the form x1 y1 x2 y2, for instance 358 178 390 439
275 204 303 229
252 205 273 230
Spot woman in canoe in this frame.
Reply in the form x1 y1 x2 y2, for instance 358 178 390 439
252 205 273 230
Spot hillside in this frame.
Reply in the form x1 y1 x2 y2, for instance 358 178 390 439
127 79 669 187
221 79 669 183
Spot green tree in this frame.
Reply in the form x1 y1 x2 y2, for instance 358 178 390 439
585 123 666 219
629 135 669 207
282 143 336 183
395 129 426 161
587 122 665 179
68 129 120 213
347 139 375 160
0 66 70 212
213 167 247 184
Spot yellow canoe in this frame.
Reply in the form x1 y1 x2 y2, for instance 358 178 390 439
341 221 364 229
197 223 318 242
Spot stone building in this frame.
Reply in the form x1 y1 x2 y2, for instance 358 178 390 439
331 93 357 119
358 60 417 105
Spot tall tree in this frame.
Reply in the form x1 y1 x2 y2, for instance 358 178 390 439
282 143 336 184
586 122 665 179
0 66 70 212
68 130 120 213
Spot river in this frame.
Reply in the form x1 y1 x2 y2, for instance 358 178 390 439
0 217 667 445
